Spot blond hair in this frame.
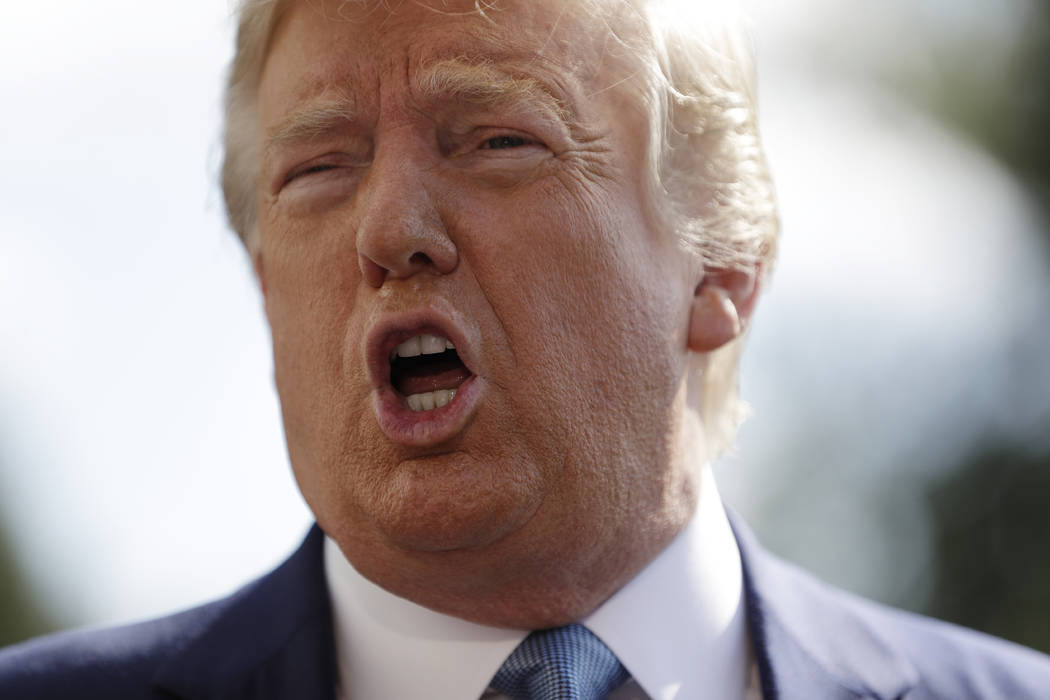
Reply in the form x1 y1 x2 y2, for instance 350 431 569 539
220 0 778 456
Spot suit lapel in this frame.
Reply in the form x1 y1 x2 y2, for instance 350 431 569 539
152 526 337 700
729 513 919 700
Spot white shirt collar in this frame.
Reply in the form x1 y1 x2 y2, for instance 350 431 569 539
324 465 751 700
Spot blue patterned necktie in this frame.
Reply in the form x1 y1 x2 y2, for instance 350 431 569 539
490 624 630 700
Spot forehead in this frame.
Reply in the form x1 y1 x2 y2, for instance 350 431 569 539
260 0 628 105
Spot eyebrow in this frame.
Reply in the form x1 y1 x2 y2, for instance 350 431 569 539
264 90 359 156
264 58 582 156
414 57 574 124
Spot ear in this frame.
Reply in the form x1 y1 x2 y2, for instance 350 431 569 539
687 265 761 354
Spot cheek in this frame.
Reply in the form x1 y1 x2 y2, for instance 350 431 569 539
492 183 683 348
266 265 348 392
262 212 361 361
466 182 689 438
260 220 371 461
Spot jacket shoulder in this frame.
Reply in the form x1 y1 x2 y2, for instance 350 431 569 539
853 592 1050 698
759 543 1050 698
0 602 224 699
0 525 331 700
731 512 1050 699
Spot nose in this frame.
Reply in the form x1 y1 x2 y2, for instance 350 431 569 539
355 151 458 288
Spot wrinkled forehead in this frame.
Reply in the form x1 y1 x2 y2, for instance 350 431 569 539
260 0 645 95
270 0 624 40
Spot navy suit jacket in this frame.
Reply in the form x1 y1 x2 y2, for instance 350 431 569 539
3 517 1050 699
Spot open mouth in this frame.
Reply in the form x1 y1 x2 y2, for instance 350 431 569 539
368 316 486 446
389 333 473 412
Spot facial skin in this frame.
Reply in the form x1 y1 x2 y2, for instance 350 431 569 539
255 0 752 628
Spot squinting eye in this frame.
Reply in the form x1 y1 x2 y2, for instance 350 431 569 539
482 135 532 150
288 163 337 182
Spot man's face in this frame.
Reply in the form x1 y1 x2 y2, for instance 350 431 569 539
256 0 703 625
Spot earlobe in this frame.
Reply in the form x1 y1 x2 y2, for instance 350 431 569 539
686 266 761 353
687 285 740 353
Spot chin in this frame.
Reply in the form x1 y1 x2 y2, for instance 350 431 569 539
365 453 546 554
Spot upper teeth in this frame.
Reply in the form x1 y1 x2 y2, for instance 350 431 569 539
393 334 454 359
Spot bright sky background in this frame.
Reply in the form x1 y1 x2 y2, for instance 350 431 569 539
1 0 1047 628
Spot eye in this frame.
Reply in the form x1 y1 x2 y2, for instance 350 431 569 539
285 162 338 184
276 149 371 191
480 134 538 150
299 163 338 176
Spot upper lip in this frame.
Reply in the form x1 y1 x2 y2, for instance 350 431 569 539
365 310 477 391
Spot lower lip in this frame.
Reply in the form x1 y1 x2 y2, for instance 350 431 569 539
372 376 483 447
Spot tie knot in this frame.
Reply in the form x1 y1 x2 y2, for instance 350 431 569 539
490 624 629 700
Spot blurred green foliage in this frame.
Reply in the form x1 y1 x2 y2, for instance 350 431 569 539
902 0 1050 656
925 445 1050 654
905 0 1050 237
0 521 57 647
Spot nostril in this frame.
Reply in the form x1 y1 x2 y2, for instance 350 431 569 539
359 254 388 288
409 252 432 267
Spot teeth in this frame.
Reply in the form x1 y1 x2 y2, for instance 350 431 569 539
421 335 446 355
395 336 422 358
394 334 454 359
405 389 456 412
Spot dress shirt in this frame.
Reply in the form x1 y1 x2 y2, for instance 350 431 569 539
324 465 760 700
